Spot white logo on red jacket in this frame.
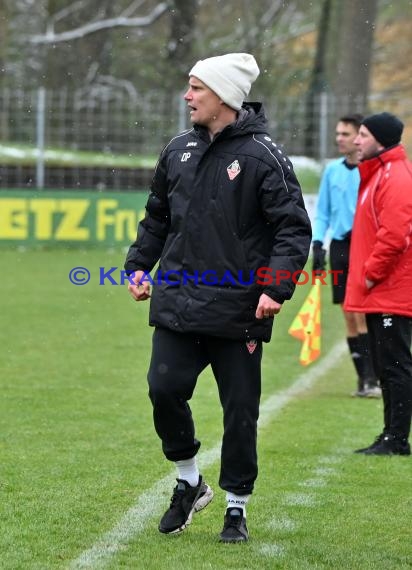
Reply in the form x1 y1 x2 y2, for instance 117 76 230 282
227 160 241 180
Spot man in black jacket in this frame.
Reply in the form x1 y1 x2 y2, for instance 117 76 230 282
125 53 311 542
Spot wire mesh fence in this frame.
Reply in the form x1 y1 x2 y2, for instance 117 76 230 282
0 87 410 190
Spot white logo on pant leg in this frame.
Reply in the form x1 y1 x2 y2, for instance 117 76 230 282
383 317 393 328
246 339 257 354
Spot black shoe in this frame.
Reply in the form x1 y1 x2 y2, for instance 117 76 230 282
361 434 410 456
351 377 381 398
219 508 249 543
354 433 385 454
351 377 369 397
159 476 213 534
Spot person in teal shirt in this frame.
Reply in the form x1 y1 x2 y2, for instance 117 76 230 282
312 113 380 398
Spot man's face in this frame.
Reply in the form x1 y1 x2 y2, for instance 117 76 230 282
184 77 222 128
335 121 358 155
354 126 384 161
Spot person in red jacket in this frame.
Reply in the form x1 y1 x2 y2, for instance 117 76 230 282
344 112 412 456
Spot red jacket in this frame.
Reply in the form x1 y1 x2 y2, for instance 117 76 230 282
344 145 412 317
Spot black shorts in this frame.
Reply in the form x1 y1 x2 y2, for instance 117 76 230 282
329 238 350 304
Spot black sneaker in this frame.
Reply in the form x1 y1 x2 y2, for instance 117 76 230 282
219 508 249 543
159 476 213 534
362 434 411 456
354 433 385 454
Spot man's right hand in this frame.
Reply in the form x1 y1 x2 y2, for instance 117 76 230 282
312 241 327 272
127 270 151 301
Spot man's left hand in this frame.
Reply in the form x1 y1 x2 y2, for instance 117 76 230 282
255 293 282 319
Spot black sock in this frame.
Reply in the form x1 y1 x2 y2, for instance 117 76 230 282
347 336 364 382
357 332 378 386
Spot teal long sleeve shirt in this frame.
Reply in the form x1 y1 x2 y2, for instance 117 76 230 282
312 158 360 243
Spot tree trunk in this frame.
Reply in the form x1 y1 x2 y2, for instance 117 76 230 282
166 0 198 87
328 0 378 114
304 0 331 156
304 0 378 158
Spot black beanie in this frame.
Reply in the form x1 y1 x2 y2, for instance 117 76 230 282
362 112 404 148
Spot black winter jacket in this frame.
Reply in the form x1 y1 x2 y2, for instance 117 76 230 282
125 103 311 341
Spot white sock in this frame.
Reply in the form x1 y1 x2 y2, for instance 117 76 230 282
175 458 200 487
226 492 250 517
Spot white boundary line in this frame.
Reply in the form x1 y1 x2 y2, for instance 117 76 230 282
69 340 346 569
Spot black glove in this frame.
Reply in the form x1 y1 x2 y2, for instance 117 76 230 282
312 241 326 272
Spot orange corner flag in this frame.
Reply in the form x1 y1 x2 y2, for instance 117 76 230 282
288 281 321 365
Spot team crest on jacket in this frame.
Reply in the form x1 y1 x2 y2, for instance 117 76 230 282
246 339 258 354
227 159 241 180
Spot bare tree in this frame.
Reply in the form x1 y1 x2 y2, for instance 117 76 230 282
327 0 378 110
5 0 49 87
304 0 378 156
28 1 169 44
3 0 379 126
167 0 197 74
20 1 198 91
304 0 331 156
13 0 318 95
2 0 173 91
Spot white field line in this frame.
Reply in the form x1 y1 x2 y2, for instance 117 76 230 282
69 340 346 569
261 451 346 560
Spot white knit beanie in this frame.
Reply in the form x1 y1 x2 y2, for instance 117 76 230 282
189 53 260 111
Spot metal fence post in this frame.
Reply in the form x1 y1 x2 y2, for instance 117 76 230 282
36 86 46 189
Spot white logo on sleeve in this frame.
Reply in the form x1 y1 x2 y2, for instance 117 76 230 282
181 152 191 162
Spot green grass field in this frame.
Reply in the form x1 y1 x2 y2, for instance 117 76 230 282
1 249 410 569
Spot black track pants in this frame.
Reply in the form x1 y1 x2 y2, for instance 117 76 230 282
366 314 412 439
147 327 262 494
